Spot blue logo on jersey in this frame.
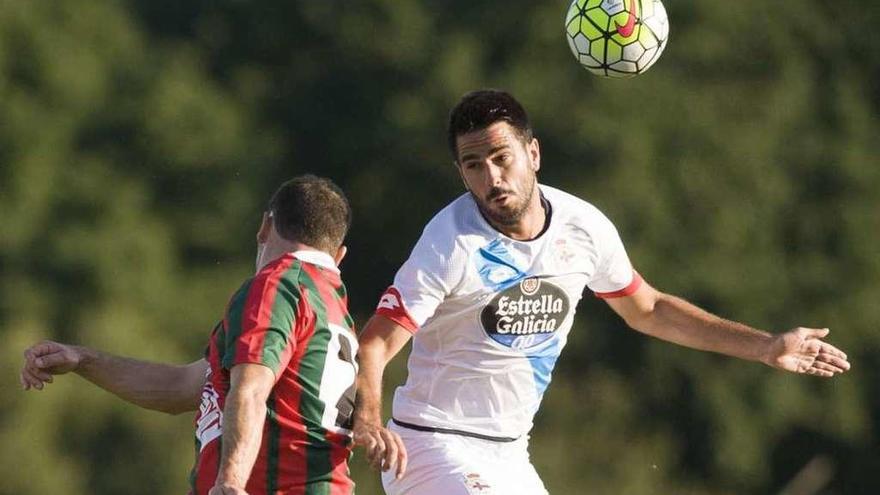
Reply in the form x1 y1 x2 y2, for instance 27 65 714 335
474 239 527 291
479 277 570 350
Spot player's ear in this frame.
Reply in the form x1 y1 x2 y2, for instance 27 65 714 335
529 138 541 172
333 245 347 265
454 160 471 191
257 211 272 243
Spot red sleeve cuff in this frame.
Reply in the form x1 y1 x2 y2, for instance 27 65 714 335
594 271 643 299
375 286 419 334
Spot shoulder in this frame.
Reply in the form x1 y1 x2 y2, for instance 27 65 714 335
421 192 475 235
237 255 304 305
395 193 479 290
541 184 615 229
413 192 478 255
255 254 304 286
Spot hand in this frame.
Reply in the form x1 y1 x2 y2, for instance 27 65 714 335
208 484 248 495
766 328 851 377
352 419 408 479
20 341 84 391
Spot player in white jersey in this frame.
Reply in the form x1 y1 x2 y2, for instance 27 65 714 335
377 183 636 442
352 89 851 495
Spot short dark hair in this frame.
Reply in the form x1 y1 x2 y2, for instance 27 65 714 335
267 175 351 253
447 89 534 160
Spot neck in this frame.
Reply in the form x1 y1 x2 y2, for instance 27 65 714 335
258 241 325 270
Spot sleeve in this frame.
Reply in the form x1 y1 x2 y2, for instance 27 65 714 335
204 321 224 359
375 225 459 334
222 271 301 377
586 212 642 299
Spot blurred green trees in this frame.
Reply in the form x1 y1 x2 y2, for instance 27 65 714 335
1 1 877 493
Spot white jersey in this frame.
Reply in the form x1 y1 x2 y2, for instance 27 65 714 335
375 184 641 439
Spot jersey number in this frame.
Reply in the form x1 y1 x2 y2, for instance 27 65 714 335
318 324 359 432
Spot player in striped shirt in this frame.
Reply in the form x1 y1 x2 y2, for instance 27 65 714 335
21 175 360 495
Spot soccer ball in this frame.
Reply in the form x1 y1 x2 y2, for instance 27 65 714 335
565 0 669 78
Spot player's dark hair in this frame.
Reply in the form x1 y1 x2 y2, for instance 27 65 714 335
447 89 534 161
267 175 351 253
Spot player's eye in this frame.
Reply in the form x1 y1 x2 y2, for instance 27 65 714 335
494 153 512 165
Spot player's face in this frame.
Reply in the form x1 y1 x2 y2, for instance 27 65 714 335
455 122 541 227
255 211 272 272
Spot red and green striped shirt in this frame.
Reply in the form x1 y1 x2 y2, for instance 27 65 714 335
190 251 357 495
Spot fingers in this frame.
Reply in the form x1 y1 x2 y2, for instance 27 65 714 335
354 425 408 477
23 341 59 369
33 351 72 370
21 347 57 391
25 341 62 361
23 341 79 376
817 342 848 361
376 429 407 477
20 369 34 390
801 327 830 339
368 435 387 471
21 341 71 392
381 434 398 472
20 366 51 391
805 367 834 378
816 352 850 373
793 328 852 376
34 368 54 382
25 365 53 386
811 360 845 376
813 340 850 373
393 430 408 479
354 428 387 470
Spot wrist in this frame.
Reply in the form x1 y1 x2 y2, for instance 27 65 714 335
353 394 382 426
758 333 780 367
354 412 382 429
71 345 95 374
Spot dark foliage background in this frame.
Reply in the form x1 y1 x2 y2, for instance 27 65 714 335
1 1 878 493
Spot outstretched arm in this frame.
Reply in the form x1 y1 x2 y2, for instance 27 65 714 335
604 281 850 376
352 314 412 479
21 340 208 414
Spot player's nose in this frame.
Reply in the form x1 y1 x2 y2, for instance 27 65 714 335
483 162 503 187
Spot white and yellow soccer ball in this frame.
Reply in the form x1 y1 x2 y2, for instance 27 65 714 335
565 0 669 78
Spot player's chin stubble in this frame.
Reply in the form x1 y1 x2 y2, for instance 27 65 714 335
476 186 532 227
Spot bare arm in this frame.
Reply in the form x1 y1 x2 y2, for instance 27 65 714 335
21 340 208 415
352 314 412 478
210 363 275 494
604 281 850 376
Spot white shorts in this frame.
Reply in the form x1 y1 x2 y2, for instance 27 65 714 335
381 421 549 495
